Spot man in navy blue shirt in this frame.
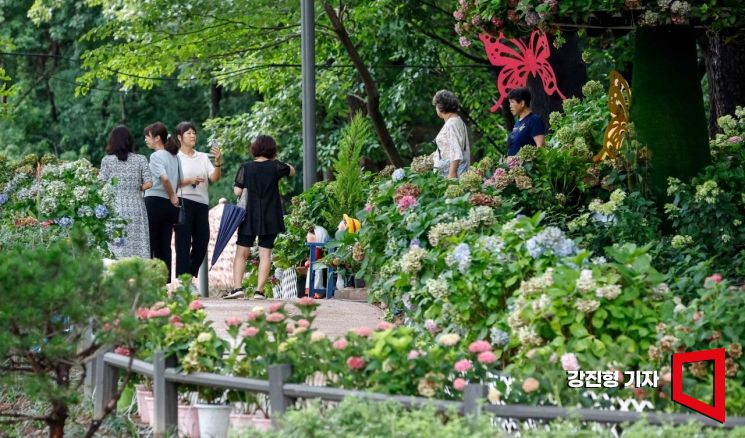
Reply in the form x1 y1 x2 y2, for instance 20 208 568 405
506 88 545 156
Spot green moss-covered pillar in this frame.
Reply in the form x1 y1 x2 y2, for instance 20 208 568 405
630 26 710 201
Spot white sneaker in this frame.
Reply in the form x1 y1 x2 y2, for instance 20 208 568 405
223 288 245 299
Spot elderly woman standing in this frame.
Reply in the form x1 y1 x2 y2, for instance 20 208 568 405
432 90 470 179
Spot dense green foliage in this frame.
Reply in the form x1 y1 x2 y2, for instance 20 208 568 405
0 234 166 434
257 397 496 438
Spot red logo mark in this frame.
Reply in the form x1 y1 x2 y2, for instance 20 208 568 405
671 348 726 423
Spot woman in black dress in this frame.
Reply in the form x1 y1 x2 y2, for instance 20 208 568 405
225 135 295 299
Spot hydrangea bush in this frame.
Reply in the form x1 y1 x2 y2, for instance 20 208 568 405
0 154 124 254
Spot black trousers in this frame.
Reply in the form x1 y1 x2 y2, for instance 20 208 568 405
145 196 178 283
175 198 210 278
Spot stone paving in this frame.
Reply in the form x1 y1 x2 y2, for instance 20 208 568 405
202 297 384 340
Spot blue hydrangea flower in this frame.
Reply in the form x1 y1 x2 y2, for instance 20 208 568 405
57 216 74 227
525 226 577 259
410 238 421 248
95 204 108 219
490 328 510 347
446 243 471 273
0 193 8 206
113 237 127 246
392 168 405 181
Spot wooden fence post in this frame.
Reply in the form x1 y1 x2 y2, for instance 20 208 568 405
152 351 178 437
93 351 117 418
268 364 293 428
463 384 488 417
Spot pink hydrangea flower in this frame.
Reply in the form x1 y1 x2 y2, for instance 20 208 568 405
347 356 365 370
266 313 286 323
424 319 439 335
242 327 259 337
136 308 149 320
397 195 418 213
269 302 284 313
352 327 373 337
459 37 472 48
114 346 131 356
376 321 394 331
468 340 492 354
522 377 540 393
453 10 465 20
506 156 522 169
149 307 170 318
189 300 204 310
407 350 421 360
285 323 295 334
296 297 318 307
364 203 373 213
705 273 723 286
297 319 310 328
727 136 742 144
246 311 261 321
478 351 498 364
453 378 467 391
454 359 473 373
226 317 242 327
169 315 184 328
560 353 580 371
333 338 348 350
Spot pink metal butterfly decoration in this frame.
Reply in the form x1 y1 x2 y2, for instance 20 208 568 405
479 30 566 112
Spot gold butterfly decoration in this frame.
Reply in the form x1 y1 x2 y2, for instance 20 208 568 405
594 71 631 162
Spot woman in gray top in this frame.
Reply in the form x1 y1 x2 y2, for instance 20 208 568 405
143 122 180 283
99 125 152 258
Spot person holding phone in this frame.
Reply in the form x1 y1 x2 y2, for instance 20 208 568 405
170 121 222 290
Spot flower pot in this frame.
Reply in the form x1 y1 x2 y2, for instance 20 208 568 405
178 404 200 438
196 403 231 438
142 394 155 426
229 413 272 433
134 385 153 424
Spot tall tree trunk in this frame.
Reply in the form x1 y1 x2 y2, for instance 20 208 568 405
700 29 745 135
210 80 222 118
631 26 710 203
47 363 70 438
323 3 404 168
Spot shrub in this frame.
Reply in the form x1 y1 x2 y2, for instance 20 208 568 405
0 233 165 435
255 397 498 438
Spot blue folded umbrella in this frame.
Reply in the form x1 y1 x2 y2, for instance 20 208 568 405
210 203 246 270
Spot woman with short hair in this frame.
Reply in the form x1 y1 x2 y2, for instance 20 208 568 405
506 87 545 156
171 122 222 288
224 135 295 300
99 125 152 259
432 90 470 179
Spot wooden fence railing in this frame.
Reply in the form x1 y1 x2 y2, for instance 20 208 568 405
91 351 745 437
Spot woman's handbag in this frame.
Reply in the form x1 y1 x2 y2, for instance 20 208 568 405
175 160 186 226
